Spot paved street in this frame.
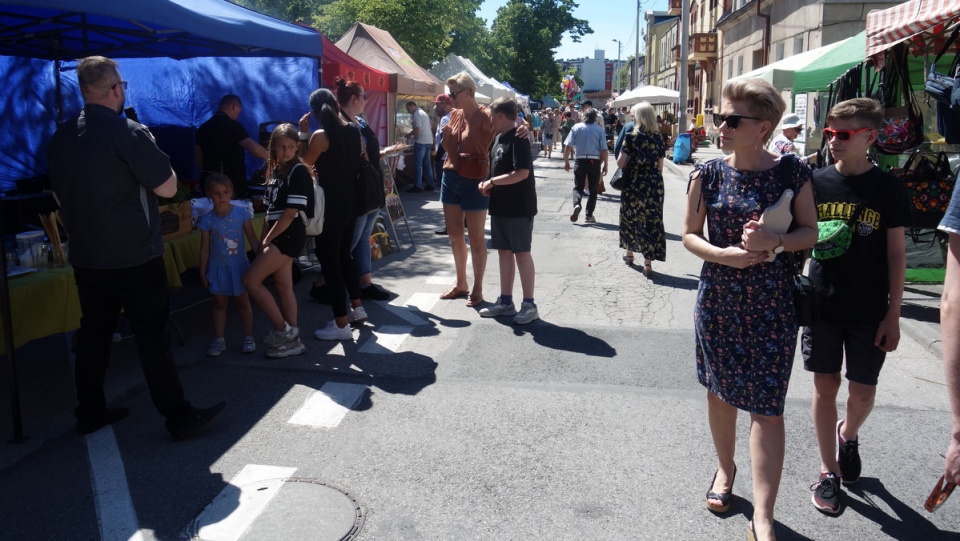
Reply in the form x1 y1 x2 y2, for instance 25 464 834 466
1 147 958 540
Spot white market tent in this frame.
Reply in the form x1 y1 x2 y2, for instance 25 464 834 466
729 38 850 89
611 85 680 107
430 53 515 101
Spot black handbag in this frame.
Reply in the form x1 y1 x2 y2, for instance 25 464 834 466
789 252 818 328
356 140 384 215
610 167 626 191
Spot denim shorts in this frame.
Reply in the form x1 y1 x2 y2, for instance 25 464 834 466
440 169 489 211
939 188 960 234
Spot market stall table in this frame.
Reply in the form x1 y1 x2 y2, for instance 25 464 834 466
0 267 79 352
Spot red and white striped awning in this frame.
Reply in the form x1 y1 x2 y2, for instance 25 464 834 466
866 0 960 63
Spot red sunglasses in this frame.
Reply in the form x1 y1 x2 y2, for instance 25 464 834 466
823 127 873 141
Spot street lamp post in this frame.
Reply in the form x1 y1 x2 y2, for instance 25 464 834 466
611 39 622 96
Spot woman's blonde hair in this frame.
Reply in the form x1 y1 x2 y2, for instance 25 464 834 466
720 78 786 143
446 71 477 94
631 101 658 135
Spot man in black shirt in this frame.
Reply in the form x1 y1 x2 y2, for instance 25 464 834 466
49 56 226 440
195 94 269 199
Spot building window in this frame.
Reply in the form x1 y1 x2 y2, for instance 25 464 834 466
752 49 763 70
775 42 784 61
794 36 804 55
737 55 743 75
727 59 733 79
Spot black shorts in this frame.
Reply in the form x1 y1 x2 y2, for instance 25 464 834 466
801 323 886 385
268 221 306 258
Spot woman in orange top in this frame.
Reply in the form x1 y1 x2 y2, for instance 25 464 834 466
438 72 496 307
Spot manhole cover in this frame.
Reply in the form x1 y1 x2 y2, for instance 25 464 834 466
183 477 364 541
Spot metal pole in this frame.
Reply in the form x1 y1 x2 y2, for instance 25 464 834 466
635 0 640 88
679 0 690 132
611 39 621 95
0 201 25 443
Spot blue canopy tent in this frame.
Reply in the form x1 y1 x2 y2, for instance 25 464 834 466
0 0 322 441
0 0 324 190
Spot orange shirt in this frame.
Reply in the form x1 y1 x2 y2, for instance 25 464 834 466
441 105 494 179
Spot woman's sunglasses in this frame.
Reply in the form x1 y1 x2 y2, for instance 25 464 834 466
448 89 464 99
713 113 763 129
823 127 873 141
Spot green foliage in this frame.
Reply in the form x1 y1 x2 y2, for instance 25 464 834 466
314 0 483 67
229 0 326 23
488 0 591 98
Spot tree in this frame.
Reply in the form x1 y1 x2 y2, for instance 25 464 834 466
488 0 592 98
314 0 483 67
229 0 325 23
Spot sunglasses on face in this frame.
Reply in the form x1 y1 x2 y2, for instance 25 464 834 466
823 127 873 141
448 89 465 99
713 113 763 129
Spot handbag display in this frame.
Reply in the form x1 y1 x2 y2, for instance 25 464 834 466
925 24 960 109
875 44 925 155
357 139 384 215
893 150 957 228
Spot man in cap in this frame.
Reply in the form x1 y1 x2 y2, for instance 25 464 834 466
770 113 817 163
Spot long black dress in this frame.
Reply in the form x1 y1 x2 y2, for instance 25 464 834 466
619 130 666 261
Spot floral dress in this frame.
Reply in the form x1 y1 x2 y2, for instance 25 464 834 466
692 157 810 416
619 130 666 261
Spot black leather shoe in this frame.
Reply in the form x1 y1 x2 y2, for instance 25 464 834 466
76 407 129 435
435 227 448 235
166 402 226 441
360 284 391 300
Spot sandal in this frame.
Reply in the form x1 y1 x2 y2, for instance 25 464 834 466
747 521 757 541
466 293 484 307
622 254 634 264
643 262 653 279
706 464 737 513
439 288 468 300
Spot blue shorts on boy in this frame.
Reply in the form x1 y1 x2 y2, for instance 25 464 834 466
488 128 538 252
199 204 251 297
940 183 960 234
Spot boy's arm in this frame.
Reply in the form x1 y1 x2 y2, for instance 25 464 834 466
875 226 906 352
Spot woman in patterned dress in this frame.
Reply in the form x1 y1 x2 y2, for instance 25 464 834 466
682 79 818 541
616 101 666 277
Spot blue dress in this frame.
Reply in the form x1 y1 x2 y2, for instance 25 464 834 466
692 157 810 416
199 205 251 297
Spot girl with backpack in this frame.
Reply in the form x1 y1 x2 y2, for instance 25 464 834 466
242 123 311 358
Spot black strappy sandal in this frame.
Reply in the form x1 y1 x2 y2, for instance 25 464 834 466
706 464 737 513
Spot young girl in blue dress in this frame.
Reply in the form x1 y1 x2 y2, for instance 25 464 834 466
198 174 260 357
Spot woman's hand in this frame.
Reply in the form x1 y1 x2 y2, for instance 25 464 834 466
740 220 778 252
299 112 312 133
722 245 768 269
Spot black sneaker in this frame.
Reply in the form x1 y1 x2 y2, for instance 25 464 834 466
837 420 861 485
406 186 423 193
434 227 448 235
810 471 842 514
585 214 597 223
360 284 391 300
166 402 226 441
76 407 129 435
570 204 581 222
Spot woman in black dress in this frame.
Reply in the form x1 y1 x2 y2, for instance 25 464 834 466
300 88 365 341
616 101 665 277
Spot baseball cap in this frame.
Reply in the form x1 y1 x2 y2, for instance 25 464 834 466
582 100 593 107
780 113 803 129
432 94 453 105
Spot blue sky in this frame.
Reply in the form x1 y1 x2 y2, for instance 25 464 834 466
476 0 669 61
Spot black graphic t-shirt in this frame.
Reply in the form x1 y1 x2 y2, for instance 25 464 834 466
488 128 538 218
809 165 911 325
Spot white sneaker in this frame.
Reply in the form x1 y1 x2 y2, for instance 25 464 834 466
513 302 540 325
314 320 354 341
347 306 368 324
478 298 517 318
284 323 299 341
262 328 287 349
266 338 306 358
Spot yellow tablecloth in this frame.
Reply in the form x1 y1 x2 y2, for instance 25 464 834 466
0 214 266 350
0 267 81 351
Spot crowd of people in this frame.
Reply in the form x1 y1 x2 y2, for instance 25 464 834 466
44 57 960 538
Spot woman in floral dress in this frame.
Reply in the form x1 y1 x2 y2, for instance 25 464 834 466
616 101 665 277
682 79 818 541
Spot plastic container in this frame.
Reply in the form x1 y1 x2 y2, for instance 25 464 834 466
15 231 43 266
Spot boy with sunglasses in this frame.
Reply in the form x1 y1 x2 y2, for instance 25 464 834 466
804 98 911 514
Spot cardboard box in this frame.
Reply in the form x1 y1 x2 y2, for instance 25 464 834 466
159 203 191 241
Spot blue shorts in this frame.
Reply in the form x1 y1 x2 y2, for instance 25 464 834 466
440 169 489 212
939 187 960 234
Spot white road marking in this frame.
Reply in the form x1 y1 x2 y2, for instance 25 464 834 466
426 269 457 284
404 292 439 314
287 382 368 428
358 325 414 354
193 464 297 541
84 427 144 541
383 300 430 326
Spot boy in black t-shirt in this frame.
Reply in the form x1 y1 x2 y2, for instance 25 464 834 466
477 98 540 325
805 98 910 514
